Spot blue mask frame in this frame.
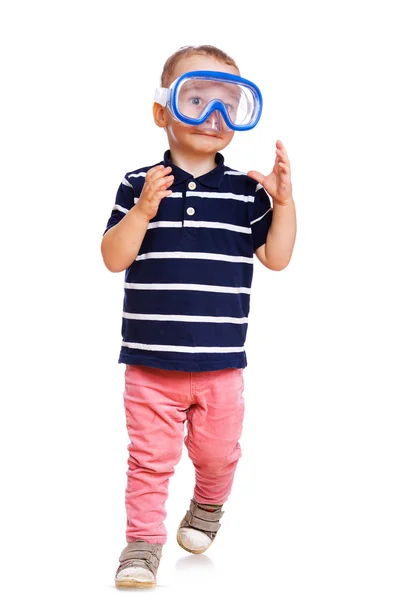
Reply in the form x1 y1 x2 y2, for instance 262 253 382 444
155 70 263 131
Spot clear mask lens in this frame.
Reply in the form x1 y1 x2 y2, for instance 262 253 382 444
177 78 256 127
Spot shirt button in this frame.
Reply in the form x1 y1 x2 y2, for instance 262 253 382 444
186 207 195 216
188 181 197 190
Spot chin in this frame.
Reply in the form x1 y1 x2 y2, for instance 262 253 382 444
190 131 232 150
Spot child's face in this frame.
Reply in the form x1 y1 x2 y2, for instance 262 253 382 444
155 54 240 156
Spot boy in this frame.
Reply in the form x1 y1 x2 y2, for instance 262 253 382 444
101 45 296 588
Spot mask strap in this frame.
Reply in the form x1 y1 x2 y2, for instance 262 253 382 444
154 87 168 106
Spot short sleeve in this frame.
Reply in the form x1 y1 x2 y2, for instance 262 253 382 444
103 177 135 235
249 184 273 252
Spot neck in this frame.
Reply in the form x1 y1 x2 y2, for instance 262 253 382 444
168 146 217 178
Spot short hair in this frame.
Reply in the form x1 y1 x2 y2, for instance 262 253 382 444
160 45 239 87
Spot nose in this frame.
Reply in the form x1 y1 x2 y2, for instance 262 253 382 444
200 110 224 132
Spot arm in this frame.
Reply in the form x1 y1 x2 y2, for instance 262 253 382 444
101 205 150 273
101 165 174 273
256 198 296 270
249 139 297 271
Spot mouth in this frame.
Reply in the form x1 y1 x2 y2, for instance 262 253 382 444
192 130 222 138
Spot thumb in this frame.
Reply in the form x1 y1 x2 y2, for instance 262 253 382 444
247 170 266 186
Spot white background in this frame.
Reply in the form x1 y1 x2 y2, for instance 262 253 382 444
1 1 399 598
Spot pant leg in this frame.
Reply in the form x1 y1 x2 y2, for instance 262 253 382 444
123 364 191 544
184 367 245 505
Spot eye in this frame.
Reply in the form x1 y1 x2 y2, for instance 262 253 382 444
190 97 203 106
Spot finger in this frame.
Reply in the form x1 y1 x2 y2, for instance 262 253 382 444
276 140 289 159
145 165 172 184
151 174 174 191
150 166 173 184
145 165 166 179
276 139 286 151
276 149 290 167
155 189 173 201
154 173 174 186
159 175 174 190
247 170 266 185
276 145 288 158
278 162 290 174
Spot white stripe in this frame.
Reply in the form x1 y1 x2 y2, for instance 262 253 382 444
112 204 129 214
147 220 251 234
132 191 181 207
187 191 254 202
121 341 245 353
124 282 251 294
250 207 272 226
135 251 253 264
224 170 247 176
122 178 133 188
122 312 248 324
184 220 251 234
147 221 182 229
127 172 147 179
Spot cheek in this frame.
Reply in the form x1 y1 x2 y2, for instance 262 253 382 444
166 124 188 144
166 119 192 138
166 125 179 142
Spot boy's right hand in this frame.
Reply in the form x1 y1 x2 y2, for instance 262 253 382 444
135 165 174 221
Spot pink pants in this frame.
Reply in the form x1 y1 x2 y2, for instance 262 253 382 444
123 364 245 544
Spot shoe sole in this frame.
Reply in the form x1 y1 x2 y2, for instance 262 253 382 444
115 578 156 589
176 519 214 555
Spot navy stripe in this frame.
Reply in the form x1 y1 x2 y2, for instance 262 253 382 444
123 289 250 317
137 227 253 257
125 257 253 288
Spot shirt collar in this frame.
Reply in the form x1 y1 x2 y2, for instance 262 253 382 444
163 150 225 189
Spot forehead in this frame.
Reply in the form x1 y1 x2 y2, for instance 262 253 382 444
181 78 242 100
169 53 240 85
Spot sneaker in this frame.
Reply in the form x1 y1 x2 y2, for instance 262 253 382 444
177 499 224 554
115 540 162 588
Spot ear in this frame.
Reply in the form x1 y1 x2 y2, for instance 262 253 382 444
153 102 168 128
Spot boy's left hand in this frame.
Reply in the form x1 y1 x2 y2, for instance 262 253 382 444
248 140 293 206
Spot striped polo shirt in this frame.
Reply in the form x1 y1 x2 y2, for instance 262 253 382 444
104 150 273 372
